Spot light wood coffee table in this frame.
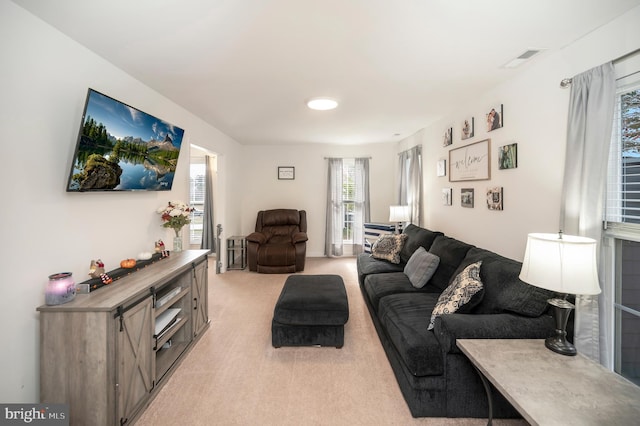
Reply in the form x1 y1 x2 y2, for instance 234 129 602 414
457 339 640 426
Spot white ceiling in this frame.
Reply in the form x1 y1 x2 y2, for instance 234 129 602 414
12 0 640 145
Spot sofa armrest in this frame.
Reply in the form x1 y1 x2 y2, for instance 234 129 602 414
247 232 267 245
292 232 308 244
433 313 554 354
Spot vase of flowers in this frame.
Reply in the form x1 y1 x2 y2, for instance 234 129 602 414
157 201 194 252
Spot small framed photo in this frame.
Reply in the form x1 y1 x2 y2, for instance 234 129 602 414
278 166 295 180
443 127 453 146
437 159 447 177
461 188 474 208
442 188 452 206
461 117 474 140
486 104 503 132
498 143 518 169
487 187 503 210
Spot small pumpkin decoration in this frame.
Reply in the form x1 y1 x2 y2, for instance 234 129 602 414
138 252 153 260
120 259 137 269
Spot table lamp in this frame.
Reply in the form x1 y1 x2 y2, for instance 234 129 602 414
519 232 601 356
389 205 410 234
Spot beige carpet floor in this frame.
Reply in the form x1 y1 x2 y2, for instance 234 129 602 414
136 257 527 426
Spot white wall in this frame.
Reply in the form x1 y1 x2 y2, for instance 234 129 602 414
0 1 243 403
401 6 640 261
239 143 397 256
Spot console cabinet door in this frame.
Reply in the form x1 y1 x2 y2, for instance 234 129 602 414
116 296 154 425
192 260 209 337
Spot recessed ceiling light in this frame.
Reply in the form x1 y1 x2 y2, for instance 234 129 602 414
307 98 338 111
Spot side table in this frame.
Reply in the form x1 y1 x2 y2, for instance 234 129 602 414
226 235 247 270
457 339 640 426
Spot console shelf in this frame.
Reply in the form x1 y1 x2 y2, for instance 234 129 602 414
37 250 210 426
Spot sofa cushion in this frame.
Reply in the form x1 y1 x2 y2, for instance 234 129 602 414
427 235 474 292
257 243 297 266
378 293 444 377
404 247 440 288
356 253 404 285
455 248 554 317
399 224 444 264
371 234 408 264
364 272 440 312
428 261 484 330
434 313 555 355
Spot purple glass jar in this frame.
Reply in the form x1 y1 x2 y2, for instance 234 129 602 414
46 272 76 305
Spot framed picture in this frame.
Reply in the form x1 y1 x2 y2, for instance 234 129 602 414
278 166 295 180
487 187 503 210
442 188 453 206
461 188 474 208
443 127 453 146
498 143 518 169
449 139 491 182
437 159 447 177
486 104 503 132
461 117 474 140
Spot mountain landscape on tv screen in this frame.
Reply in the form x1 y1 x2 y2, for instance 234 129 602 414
67 90 184 191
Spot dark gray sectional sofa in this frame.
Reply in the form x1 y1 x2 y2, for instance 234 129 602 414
357 224 558 418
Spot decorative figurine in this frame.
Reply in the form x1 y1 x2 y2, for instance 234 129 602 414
89 259 105 278
89 259 112 284
100 272 113 285
156 239 169 258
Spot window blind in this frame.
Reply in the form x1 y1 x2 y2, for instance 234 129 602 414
605 80 640 227
189 163 206 244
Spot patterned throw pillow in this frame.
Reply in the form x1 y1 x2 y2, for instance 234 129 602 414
371 234 408 264
427 261 484 330
404 247 440 288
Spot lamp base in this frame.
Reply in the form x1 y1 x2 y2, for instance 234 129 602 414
546 297 577 356
545 335 577 356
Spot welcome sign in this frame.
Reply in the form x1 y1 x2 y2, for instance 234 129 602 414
449 139 491 182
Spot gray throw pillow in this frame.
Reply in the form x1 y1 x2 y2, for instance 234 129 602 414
404 247 440 288
371 234 408 264
428 261 484 330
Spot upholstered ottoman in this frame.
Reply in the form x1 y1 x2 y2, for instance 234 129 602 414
272 275 349 348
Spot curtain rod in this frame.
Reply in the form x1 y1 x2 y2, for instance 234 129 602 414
560 47 640 88
323 156 372 159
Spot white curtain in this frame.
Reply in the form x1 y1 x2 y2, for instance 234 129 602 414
560 63 616 363
325 158 343 257
398 146 423 226
353 158 370 255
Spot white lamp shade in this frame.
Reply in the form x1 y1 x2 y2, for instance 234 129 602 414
519 233 601 295
389 205 410 222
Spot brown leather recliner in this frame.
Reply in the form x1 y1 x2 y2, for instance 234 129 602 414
247 209 308 273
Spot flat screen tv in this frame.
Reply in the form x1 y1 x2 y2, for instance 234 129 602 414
66 88 185 192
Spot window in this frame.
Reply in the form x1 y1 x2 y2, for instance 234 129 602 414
606 86 640 225
342 158 356 243
604 73 640 385
189 162 205 245
325 157 369 257
614 239 640 385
